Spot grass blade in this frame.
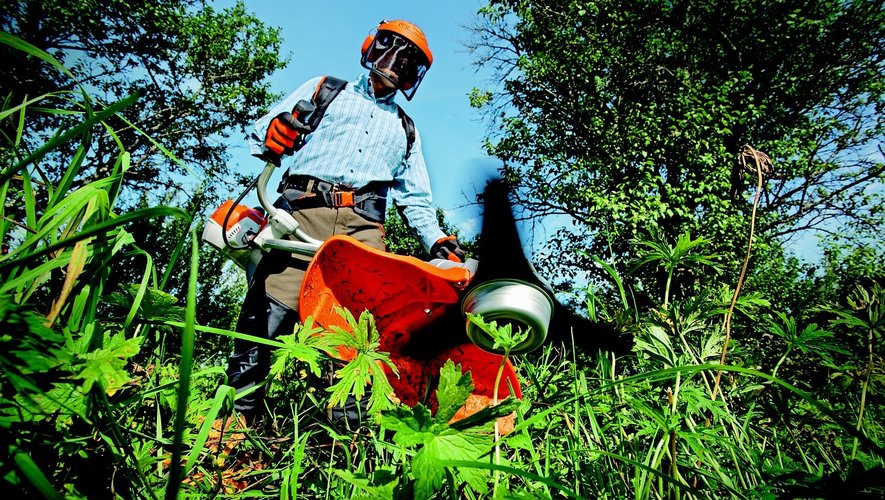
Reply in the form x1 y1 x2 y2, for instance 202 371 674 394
182 385 236 477
164 230 199 500
0 32 76 81
0 205 188 272
0 92 139 185
11 448 64 500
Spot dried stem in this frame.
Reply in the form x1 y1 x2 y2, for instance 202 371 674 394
712 145 771 400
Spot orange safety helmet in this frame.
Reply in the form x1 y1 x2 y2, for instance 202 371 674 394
361 20 433 100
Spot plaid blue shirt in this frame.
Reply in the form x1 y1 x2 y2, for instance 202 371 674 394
250 73 446 251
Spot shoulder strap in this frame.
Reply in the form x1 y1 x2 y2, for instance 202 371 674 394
306 76 348 131
397 105 416 160
300 76 416 159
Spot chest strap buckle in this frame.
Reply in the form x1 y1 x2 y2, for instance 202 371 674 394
333 189 355 207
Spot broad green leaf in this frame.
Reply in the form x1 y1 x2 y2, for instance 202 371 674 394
73 332 142 395
435 360 474 422
380 404 439 447
413 429 491 498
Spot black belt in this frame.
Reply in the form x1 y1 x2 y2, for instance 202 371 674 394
276 175 388 223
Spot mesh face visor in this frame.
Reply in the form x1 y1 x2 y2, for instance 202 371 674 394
363 31 429 100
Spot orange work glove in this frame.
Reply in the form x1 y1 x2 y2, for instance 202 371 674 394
263 111 311 165
431 235 466 262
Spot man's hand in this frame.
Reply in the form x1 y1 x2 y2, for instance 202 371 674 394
431 235 466 263
262 111 311 165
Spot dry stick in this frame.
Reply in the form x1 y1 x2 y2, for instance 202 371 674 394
712 146 770 401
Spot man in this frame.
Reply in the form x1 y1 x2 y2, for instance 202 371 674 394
226 19 466 421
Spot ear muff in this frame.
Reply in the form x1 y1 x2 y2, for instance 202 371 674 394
360 33 374 57
360 20 385 60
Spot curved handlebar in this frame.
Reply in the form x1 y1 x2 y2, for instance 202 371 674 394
253 162 324 254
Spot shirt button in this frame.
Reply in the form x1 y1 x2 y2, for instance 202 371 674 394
365 130 369 134
358 148 363 153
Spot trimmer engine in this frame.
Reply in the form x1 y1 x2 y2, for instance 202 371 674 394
201 200 266 269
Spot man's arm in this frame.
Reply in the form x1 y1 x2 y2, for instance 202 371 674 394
389 128 449 252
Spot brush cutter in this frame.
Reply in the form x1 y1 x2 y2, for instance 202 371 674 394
203 162 555 357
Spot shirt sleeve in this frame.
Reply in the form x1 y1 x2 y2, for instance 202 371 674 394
389 128 448 251
248 76 325 157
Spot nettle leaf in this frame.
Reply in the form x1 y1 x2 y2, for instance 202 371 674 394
104 284 185 322
793 323 847 365
270 317 326 377
74 331 142 395
380 403 441 447
381 360 504 498
0 297 69 391
4 383 88 430
324 308 398 415
435 359 474 422
413 429 491 498
680 384 727 420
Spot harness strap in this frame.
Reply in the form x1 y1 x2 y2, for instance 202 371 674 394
292 76 416 157
278 175 388 223
305 76 348 134
397 105 416 159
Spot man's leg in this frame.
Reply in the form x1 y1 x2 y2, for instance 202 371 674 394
226 207 337 420
226 206 385 423
226 252 307 420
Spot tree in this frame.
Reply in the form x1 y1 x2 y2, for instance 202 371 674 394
1 0 286 205
1 1 288 361
467 0 885 296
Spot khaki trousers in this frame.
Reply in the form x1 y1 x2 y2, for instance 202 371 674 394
226 205 385 418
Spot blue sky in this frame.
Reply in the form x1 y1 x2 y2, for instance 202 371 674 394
219 0 498 237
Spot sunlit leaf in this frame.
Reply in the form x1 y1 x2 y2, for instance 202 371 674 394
73 332 142 395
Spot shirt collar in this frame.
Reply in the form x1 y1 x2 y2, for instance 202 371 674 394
356 72 397 104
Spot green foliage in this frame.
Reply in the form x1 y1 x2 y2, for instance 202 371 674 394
74 331 142 395
468 0 885 303
321 308 398 416
768 312 845 376
0 297 66 388
105 284 186 324
826 283 884 336
630 228 723 305
2 5 884 499
1 0 282 367
381 360 520 498
1 0 286 204
270 317 326 379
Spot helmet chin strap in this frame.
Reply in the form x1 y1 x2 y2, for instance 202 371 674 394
370 68 398 93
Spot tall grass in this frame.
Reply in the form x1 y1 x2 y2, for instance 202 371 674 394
2 33 882 499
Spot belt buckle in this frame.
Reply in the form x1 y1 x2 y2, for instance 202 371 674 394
332 187 355 207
